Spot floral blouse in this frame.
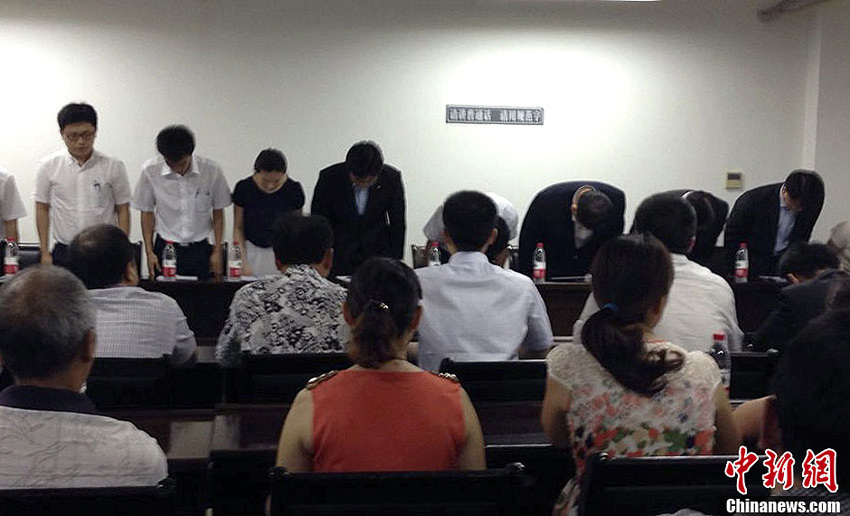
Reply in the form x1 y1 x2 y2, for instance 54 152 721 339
547 341 721 515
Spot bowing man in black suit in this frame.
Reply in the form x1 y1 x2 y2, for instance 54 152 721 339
724 170 824 276
518 181 625 279
664 190 729 267
311 141 406 277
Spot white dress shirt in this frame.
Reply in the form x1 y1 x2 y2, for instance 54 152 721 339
774 188 798 255
0 406 167 488
132 154 231 243
0 167 27 240
34 150 131 245
423 192 519 242
415 251 554 371
89 286 196 365
573 253 743 352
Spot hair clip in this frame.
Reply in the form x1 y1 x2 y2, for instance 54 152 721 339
369 300 389 311
601 302 619 314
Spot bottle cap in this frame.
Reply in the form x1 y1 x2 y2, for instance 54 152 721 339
739 243 747 249
6 237 15 243
713 333 726 341
166 240 174 245
233 240 239 245
536 242 544 248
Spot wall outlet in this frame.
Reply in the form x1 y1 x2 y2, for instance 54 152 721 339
725 171 744 190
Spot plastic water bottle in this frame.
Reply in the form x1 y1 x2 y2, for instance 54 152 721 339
4 238 19 276
228 241 243 279
427 241 441 267
734 243 749 283
162 241 177 280
708 332 731 395
533 243 546 284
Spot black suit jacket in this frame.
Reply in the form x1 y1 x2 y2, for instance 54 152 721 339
750 269 847 350
724 183 823 276
518 181 625 279
664 189 729 267
311 162 406 276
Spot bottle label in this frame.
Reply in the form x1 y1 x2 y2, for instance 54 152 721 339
720 370 731 394
734 264 748 278
533 267 546 281
3 259 18 275
229 260 242 278
162 259 177 278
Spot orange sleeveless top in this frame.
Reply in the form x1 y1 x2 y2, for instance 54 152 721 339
310 369 465 472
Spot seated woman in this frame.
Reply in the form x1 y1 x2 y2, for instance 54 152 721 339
541 234 740 515
233 148 305 276
276 257 486 472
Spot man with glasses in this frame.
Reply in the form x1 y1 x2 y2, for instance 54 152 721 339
34 103 131 267
132 125 231 279
311 141 406 277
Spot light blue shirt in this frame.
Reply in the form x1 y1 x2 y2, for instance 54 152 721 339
775 187 797 255
414 252 554 371
353 184 369 215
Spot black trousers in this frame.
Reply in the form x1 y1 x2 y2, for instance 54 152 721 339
153 235 213 280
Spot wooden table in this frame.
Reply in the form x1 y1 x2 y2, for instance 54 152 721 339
142 277 783 339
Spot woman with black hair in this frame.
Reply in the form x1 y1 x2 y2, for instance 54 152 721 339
276 257 485 472
541 234 740 515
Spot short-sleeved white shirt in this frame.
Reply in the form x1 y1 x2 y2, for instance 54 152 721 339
132 154 231 244
423 192 520 243
0 167 27 240
34 150 132 245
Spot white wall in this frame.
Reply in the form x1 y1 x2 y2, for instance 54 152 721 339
812 0 850 240
0 0 830 256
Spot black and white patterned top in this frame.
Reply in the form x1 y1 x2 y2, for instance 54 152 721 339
216 265 347 366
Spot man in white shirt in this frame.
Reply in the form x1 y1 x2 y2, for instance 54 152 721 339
0 166 27 243
574 193 743 352
68 224 196 365
423 191 519 267
415 190 554 371
34 103 131 267
132 125 231 279
0 266 167 488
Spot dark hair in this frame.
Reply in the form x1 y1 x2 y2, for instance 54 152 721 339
346 257 421 368
442 190 497 252
778 242 838 280
576 190 613 230
57 103 97 130
345 141 384 178
0 266 95 380
783 169 824 210
68 224 135 289
254 148 287 173
682 190 716 233
581 234 683 395
630 193 696 255
156 125 196 162
486 217 510 264
772 309 850 490
271 214 333 265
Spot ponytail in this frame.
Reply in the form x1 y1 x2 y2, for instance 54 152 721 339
345 258 422 369
349 301 399 368
582 234 684 396
582 306 682 396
